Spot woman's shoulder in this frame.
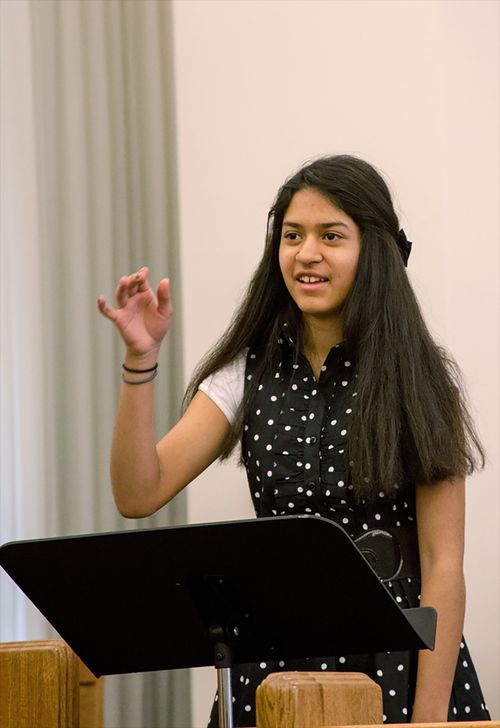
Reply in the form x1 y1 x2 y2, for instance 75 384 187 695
198 350 248 424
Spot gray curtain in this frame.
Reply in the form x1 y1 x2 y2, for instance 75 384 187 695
28 1 190 725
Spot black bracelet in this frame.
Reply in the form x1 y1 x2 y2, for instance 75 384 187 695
122 369 158 385
122 362 158 374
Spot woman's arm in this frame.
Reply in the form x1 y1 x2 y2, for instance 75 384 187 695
98 269 232 517
411 477 466 721
111 388 231 517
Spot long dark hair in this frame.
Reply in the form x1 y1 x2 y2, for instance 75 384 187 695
184 155 484 498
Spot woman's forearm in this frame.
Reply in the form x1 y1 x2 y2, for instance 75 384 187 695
412 478 466 721
411 564 465 721
110 354 163 518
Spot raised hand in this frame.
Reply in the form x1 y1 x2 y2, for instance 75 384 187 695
97 267 172 360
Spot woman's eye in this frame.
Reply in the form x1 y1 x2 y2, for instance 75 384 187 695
324 232 340 242
284 231 300 242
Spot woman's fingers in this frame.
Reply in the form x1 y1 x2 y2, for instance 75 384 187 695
98 270 172 350
113 268 149 308
99 268 169 324
97 295 118 322
134 266 150 293
114 276 130 308
156 278 172 318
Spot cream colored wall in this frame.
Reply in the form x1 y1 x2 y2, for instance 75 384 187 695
171 1 499 723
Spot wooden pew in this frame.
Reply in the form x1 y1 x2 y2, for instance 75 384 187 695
0 640 103 728
255 671 498 728
256 672 383 727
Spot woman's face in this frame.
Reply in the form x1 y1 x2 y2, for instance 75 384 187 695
278 188 361 327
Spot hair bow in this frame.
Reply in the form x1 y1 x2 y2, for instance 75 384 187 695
397 229 412 267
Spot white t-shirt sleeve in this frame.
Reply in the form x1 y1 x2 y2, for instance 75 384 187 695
198 350 247 424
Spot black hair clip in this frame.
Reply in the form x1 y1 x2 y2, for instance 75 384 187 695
397 229 412 267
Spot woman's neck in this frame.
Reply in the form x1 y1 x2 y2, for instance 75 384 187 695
302 315 343 378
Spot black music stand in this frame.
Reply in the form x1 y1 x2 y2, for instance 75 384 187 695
0 515 436 728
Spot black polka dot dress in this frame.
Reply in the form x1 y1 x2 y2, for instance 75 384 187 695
207 333 491 726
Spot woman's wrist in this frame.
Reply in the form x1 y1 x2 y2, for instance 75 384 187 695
411 707 448 722
121 350 160 384
123 349 159 371
122 363 158 385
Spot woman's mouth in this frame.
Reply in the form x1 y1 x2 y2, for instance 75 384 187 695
297 275 328 285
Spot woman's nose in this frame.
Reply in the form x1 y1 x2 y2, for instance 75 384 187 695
296 235 323 263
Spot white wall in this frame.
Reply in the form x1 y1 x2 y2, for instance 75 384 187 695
171 1 499 723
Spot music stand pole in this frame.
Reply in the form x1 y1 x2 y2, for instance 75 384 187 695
210 627 234 728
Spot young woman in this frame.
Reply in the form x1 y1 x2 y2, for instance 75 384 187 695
98 155 490 723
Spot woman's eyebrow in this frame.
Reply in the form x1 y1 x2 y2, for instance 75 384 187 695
282 220 350 229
